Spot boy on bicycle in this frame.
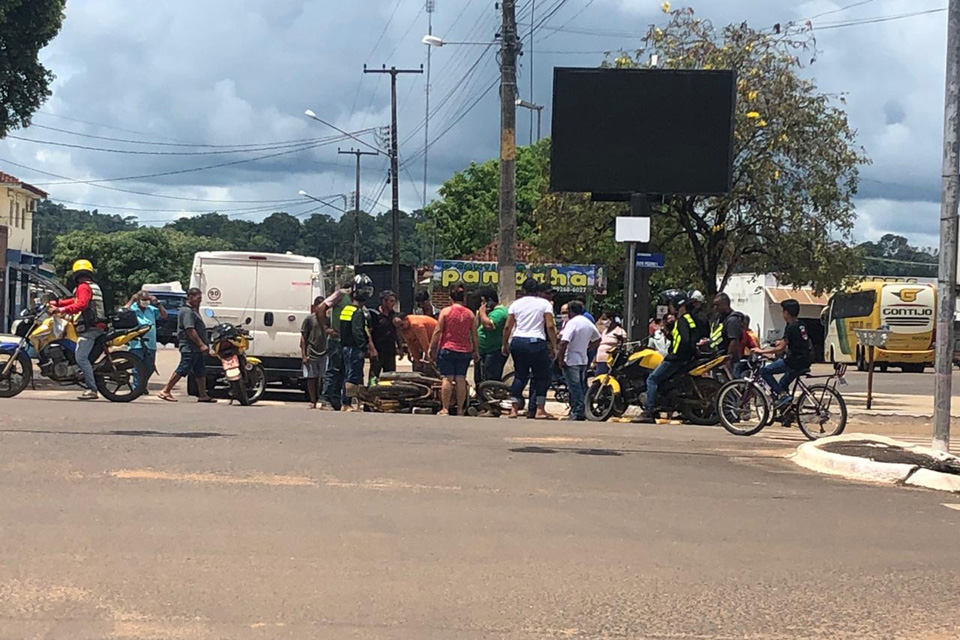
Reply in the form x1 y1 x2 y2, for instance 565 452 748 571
752 299 812 409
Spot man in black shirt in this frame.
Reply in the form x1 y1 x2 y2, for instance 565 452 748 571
368 290 400 382
709 292 744 376
754 299 812 409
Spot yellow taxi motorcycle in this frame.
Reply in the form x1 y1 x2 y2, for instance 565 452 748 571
585 337 728 424
204 313 266 406
0 305 150 401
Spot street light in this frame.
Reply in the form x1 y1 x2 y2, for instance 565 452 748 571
515 99 544 143
298 189 348 212
421 34 495 47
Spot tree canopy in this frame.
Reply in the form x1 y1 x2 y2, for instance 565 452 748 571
0 0 66 137
604 7 869 295
419 140 549 259
51 227 231 306
858 234 938 278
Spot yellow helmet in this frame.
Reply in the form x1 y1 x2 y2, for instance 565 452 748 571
71 259 95 274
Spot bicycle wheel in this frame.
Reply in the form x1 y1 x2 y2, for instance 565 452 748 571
717 379 771 436
796 384 847 440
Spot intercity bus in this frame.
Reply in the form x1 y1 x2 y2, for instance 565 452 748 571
822 280 935 373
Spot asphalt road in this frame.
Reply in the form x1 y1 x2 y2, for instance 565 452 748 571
2 396 960 639
807 363 952 396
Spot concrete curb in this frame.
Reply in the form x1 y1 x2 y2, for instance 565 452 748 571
791 433 960 494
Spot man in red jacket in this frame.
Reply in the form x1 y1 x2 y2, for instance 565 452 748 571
49 259 107 400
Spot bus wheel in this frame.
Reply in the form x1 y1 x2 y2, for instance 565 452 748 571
878 363 888 373
856 348 867 372
829 346 836 364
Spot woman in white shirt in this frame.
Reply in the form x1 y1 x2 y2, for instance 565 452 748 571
500 278 558 419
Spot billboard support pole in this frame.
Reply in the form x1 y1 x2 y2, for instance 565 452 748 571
624 241 637 340
631 194 652 341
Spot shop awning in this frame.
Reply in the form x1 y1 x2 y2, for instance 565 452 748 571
765 287 829 307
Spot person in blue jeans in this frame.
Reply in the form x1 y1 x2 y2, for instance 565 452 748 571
638 290 699 423
502 278 558 420
337 275 377 412
126 290 167 394
753 298 813 409
557 300 601 421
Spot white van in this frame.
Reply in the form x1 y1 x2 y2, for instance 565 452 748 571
189 252 325 382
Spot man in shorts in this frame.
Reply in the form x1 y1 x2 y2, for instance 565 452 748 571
301 296 328 409
158 287 215 403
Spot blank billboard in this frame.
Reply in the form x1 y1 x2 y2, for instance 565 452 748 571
550 67 737 196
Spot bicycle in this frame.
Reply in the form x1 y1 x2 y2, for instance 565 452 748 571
717 357 848 441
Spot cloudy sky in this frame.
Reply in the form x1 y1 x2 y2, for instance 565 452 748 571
0 0 950 247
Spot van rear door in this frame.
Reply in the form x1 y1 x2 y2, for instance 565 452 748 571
196 255 259 333
252 259 317 358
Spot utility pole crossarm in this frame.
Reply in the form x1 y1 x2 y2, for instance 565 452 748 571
338 148 380 269
363 64 424 294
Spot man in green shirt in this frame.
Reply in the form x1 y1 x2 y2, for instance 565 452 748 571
475 287 509 384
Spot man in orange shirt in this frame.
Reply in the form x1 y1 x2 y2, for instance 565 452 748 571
396 313 438 372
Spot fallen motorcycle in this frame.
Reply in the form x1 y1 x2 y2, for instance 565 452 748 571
361 362 512 415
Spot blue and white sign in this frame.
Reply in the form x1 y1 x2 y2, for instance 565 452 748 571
635 252 665 269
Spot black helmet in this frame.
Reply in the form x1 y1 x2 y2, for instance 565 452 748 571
352 274 374 302
658 289 688 311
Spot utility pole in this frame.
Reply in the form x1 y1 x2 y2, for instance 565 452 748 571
424 0 436 209
934 0 960 452
498 0 519 305
338 147 379 268
529 0 536 145
364 64 423 294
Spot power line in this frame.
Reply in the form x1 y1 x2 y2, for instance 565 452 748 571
365 0 405 64
47 197 304 214
813 7 947 30
24 122 374 149
0 158 328 204
35 111 192 144
27 140 332 187
802 0 876 22
5 132 358 156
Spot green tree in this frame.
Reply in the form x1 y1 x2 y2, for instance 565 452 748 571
34 200 138 256
605 7 868 296
420 139 549 259
859 233 938 277
169 213 258 249
51 227 231 305
0 0 66 137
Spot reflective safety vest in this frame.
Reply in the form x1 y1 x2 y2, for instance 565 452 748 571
339 304 363 348
709 311 744 350
79 282 106 331
671 313 697 355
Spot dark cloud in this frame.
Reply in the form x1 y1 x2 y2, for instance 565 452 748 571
0 0 949 247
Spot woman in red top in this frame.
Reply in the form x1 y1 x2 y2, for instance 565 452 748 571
429 286 480 416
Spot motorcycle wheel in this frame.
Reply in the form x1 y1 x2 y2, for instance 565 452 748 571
246 364 267 404
95 351 147 402
680 377 722 426
230 379 251 406
585 379 617 422
0 351 32 398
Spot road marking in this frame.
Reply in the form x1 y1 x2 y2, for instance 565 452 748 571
942 503 960 512
109 469 317 487
105 469 465 493
504 436 600 444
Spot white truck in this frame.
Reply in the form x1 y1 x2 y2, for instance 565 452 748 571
189 252 325 384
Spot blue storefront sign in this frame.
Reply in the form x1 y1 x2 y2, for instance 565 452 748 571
635 252 665 269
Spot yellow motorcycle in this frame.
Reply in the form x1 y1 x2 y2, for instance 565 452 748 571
1 305 150 401
205 316 266 406
585 339 728 424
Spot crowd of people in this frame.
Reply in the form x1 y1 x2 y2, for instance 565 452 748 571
292 274 613 420
46 259 813 420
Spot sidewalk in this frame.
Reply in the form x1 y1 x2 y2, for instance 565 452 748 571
844 392 960 419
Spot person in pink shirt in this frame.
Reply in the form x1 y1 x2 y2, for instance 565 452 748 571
429 286 480 416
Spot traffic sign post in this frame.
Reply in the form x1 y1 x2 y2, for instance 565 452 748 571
854 329 890 410
616 196 654 340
